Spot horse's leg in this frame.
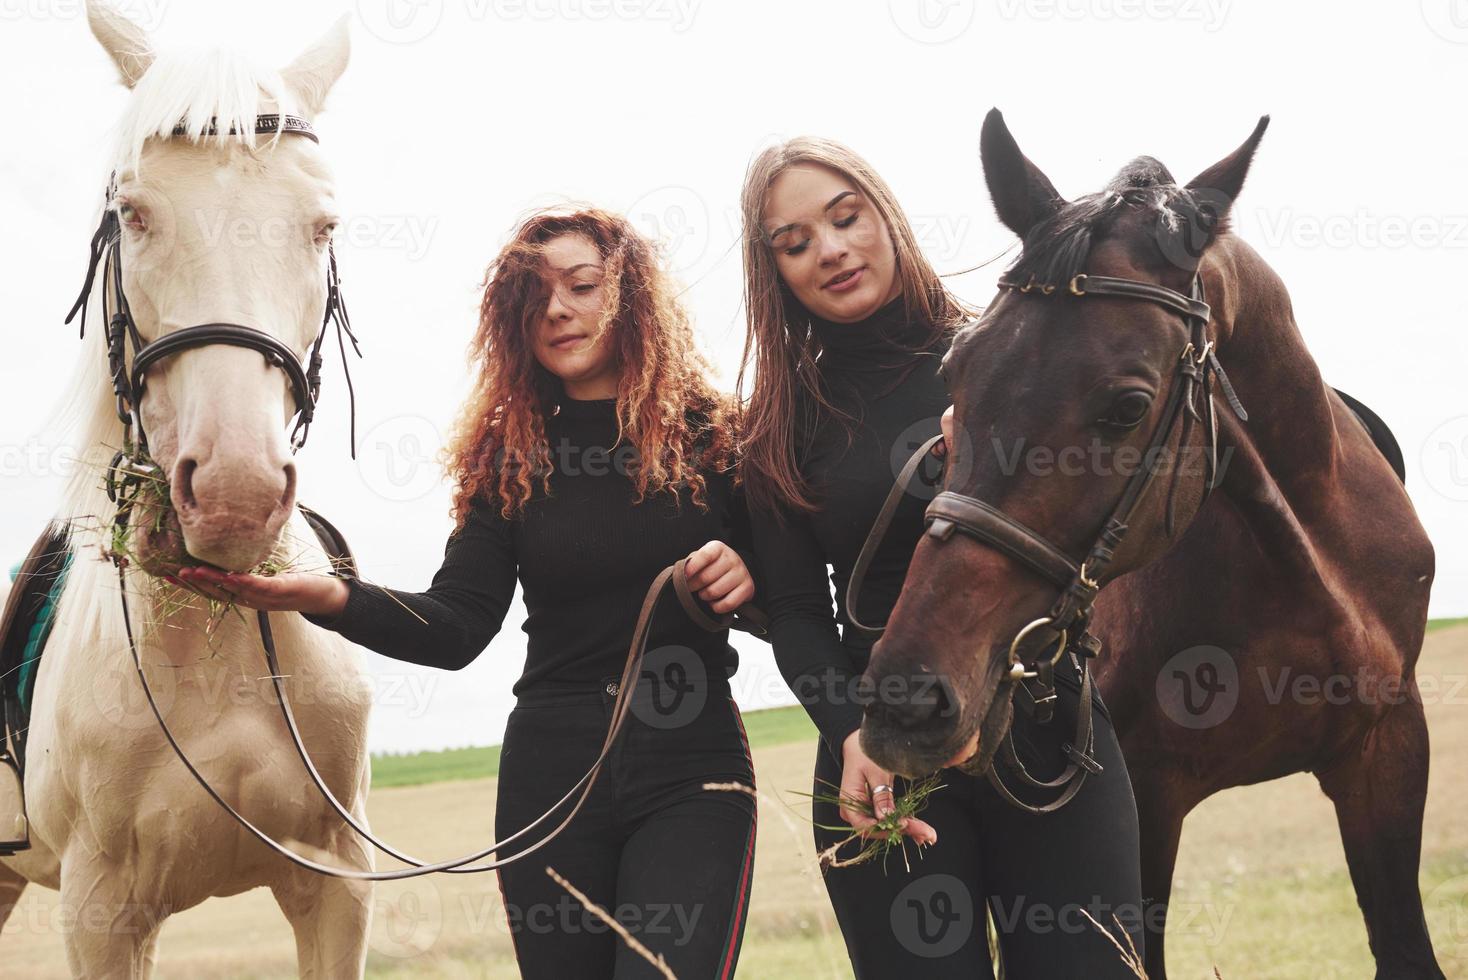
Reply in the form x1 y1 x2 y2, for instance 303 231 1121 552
1134 780 1189 980
272 828 374 980
1315 695 1444 980
139 923 162 979
58 856 168 979
0 859 27 931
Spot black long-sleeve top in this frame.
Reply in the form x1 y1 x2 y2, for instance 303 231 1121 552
304 396 748 696
748 298 952 749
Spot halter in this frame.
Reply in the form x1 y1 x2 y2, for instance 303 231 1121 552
64 113 361 475
847 268 1248 813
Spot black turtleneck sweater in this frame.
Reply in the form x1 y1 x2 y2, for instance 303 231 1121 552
748 297 953 749
303 397 746 696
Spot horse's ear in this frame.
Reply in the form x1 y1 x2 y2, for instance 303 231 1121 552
281 14 351 117
1184 115 1270 221
980 108 1065 239
86 0 155 89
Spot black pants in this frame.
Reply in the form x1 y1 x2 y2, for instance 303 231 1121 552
814 659 1144 978
495 667 757 979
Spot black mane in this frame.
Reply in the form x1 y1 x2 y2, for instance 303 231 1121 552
1002 155 1211 287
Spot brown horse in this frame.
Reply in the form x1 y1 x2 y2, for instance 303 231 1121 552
860 110 1440 979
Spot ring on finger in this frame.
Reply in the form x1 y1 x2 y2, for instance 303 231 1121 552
870 783 894 797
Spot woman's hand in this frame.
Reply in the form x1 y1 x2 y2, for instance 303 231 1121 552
682 540 755 614
839 729 938 845
932 404 955 459
172 565 350 618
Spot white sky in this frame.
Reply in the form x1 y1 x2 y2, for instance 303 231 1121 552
2 0 1465 753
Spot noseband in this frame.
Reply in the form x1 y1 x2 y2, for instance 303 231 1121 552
850 269 1248 813
65 113 361 478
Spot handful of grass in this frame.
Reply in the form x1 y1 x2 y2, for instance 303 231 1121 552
794 772 946 874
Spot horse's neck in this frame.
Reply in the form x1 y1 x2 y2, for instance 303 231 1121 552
1209 241 1347 595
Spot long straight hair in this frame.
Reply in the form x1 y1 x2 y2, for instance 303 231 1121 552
735 137 973 516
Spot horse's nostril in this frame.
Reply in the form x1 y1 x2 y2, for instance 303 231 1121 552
174 457 199 513
279 460 297 508
867 667 957 732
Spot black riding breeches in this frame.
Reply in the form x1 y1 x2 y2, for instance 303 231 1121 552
494 671 757 979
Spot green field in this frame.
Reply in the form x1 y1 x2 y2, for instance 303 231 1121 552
371 616 1466 788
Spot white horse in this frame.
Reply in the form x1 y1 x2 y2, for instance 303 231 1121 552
0 4 374 976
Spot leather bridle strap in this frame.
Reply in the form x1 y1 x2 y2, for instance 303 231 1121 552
130 323 314 419
64 113 362 459
119 541 766 880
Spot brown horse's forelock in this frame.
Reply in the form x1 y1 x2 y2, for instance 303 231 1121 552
1003 156 1228 290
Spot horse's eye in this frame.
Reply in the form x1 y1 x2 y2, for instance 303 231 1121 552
1103 391 1153 429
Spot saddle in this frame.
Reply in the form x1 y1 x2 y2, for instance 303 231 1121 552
0 504 355 856
1333 387 1406 484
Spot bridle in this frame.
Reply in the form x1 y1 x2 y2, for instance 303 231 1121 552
65 113 362 475
63 113 767 879
848 269 1249 813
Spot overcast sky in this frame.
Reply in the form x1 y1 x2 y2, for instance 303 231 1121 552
3 0 1464 753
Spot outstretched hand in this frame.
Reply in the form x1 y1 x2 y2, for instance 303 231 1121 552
172 566 350 618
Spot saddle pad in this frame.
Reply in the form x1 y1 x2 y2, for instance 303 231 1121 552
2 524 74 766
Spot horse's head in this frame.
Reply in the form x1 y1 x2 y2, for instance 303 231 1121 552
83 1 350 570
861 109 1268 776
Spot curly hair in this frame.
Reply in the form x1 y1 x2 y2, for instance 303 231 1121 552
441 207 739 533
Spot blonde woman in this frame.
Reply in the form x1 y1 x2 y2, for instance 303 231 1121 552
737 139 1143 976
184 209 758 979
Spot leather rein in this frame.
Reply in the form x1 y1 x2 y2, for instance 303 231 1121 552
68 113 768 880
847 270 1248 814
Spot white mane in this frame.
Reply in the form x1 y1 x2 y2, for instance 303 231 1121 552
109 45 300 178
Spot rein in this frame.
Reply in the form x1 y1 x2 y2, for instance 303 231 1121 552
847 270 1248 814
116 544 767 880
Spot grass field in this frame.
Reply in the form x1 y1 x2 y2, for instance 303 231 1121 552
4 622 1466 978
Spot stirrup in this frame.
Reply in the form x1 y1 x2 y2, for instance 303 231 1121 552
0 748 29 855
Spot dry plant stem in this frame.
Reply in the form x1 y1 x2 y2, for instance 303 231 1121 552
1078 909 1148 980
546 865 678 980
